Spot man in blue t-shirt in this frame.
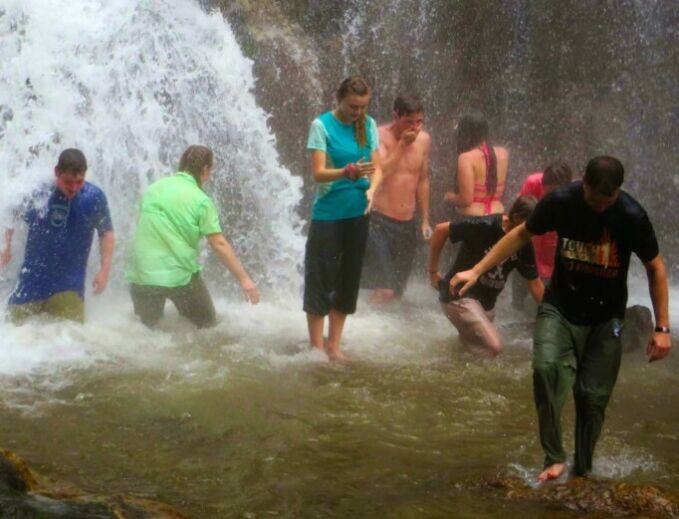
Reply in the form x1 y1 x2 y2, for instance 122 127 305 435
450 156 670 481
1 149 115 323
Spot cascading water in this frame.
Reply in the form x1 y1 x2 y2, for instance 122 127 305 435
0 0 305 296
0 0 310 386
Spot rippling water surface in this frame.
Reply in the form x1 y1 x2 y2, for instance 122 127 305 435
0 282 677 518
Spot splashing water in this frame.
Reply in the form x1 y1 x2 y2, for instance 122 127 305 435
0 0 305 294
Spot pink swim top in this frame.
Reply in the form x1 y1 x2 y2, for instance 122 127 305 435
472 142 503 214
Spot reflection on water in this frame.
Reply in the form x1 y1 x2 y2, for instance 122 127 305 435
0 283 677 518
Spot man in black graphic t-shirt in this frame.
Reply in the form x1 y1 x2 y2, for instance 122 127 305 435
450 156 671 482
428 196 544 356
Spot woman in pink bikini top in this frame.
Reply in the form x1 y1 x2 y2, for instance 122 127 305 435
444 112 509 216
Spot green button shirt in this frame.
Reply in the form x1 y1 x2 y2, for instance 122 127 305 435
125 172 222 287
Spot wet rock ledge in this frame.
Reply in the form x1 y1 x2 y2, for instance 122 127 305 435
480 474 679 518
0 448 189 518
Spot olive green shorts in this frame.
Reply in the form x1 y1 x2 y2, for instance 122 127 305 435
7 291 85 324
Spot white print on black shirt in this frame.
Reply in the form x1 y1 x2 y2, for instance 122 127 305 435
559 229 621 279
479 246 517 289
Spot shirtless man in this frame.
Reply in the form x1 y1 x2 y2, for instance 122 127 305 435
362 94 432 305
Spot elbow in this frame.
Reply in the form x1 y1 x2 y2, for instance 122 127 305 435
207 233 227 250
645 255 666 277
456 196 472 208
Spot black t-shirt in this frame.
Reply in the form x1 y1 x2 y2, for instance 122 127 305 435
439 214 538 310
525 182 659 324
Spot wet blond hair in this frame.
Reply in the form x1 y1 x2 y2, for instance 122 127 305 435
336 76 370 148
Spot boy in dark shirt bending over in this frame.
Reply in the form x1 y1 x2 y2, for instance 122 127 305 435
450 156 671 481
429 195 544 357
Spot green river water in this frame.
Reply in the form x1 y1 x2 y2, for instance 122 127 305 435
0 286 676 518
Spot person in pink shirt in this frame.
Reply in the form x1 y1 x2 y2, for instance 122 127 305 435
513 161 573 309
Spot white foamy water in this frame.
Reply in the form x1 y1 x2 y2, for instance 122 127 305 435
0 0 305 288
0 0 310 378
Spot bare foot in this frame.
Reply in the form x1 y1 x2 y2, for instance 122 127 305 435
326 349 350 362
538 463 566 482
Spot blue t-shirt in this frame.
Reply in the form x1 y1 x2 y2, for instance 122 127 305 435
306 111 379 220
9 182 113 305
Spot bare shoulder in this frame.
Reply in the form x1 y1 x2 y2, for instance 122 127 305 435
494 146 509 160
418 130 432 148
378 124 396 146
458 148 478 165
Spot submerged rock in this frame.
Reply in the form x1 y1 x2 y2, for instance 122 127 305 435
622 305 654 353
0 448 189 518
479 474 679 518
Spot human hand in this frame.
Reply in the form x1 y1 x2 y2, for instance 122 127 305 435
443 191 456 204
400 129 417 146
422 222 433 241
92 270 109 294
241 278 260 304
429 271 441 290
646 331 671 362
355 159 375 177
449 269 479 297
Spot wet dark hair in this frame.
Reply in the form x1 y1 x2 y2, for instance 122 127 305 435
179 145 214 187
393 94 424 116
584 156 624 195
543 160 573 187
508 195 537 223
336 76 370 148
456 111 497 194
56 148 87 173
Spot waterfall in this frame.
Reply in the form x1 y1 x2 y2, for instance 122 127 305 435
0 0 305 297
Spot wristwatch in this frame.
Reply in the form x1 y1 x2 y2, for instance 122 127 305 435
654 325 671 333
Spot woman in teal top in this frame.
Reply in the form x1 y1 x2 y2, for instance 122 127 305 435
126 145 259 328
304 76 383 360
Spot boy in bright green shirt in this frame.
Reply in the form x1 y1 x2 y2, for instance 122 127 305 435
125 145 259 328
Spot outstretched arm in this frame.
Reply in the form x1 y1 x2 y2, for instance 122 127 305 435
206 233 259 304
526 277 545 304
450 223 533 296
428 222 450 289
0 228 14 268
92 230 114 294
644 254 671 362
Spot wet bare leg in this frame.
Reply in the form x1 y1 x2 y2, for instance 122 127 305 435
368 288 396 306
306 312 325 352
461 336 500 358
441 301 502 357
538 463 566 482
326 309 348 361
